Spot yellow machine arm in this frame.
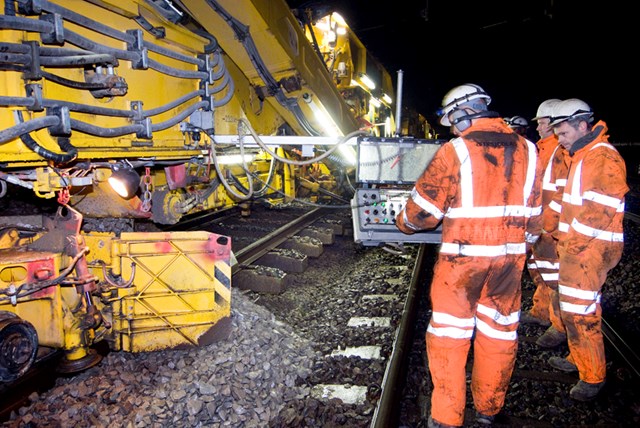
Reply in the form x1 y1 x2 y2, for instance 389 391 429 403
1 0 398 223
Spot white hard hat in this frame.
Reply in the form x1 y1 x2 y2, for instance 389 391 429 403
532 99 561 121
509 115 528 128
549 98 593 126
439 83 491 126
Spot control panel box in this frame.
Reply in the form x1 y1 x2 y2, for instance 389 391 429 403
351 136 443 247
351 188 442 246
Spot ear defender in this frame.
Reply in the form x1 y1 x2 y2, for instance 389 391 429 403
454 120 471 132
450 109 472 132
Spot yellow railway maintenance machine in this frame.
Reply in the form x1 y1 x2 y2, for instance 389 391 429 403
0 0 400 382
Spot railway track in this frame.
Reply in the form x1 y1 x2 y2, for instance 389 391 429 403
2 203 640 426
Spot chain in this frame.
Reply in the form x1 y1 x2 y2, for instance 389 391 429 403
141 167 152 212
57 187 70 205
57 173 70 205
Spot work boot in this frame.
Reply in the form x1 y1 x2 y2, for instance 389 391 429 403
536 326 566 348
548 356 578 373
475 411 495 425
520 312 551 327
427 415 459 428
570 380 605 401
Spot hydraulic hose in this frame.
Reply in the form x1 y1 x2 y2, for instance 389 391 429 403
238 117 366 166
38 54 118 67
211 74 234 107
14 111 77 163
40 70 113 91
69 119 144 137
151 100 209 132
0 115 59 144
203 0 320 135
144 90 204 117
37 0 204 67
0 14 53 33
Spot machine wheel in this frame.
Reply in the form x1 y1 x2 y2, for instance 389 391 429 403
0 312 38 383
151 189 184 224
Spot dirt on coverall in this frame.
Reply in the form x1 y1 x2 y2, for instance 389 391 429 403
396 117 542 427
527 133 568 332
554 120 628 384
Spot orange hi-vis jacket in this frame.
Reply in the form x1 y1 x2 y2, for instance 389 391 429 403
539 134 568 233
396 117 542 426
397 118 542 254
527 134 568 324
556 120 629 384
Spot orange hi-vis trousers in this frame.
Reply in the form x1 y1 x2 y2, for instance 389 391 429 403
426 254 523 427
557 249 618 384
526 234 564 331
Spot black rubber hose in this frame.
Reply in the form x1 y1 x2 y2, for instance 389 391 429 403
39 0 203 67
150 100 209 132
69 119 144 137
54 137 78 164
41 70 111 90
37 0 134 44
64 29 139 63
0 14 53 33
14 111 77 163
0 52 30 66
192 29 219 54
211 75 234 107
64 30 206 80
41 99 134 118
0 115 58 144
209 71 230 94
147 57 208 80
0 42 29 54
0 95 36 108
39 46 96 57
39 54 118 67
144 89 204 117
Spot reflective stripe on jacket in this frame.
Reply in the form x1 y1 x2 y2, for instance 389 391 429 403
556 121 629 255
537 135 568 234
396 117 542 256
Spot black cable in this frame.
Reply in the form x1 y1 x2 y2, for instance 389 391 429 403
69 119 144 137
0 115 58 144
38 53 117 67
41 70 111 90
151 100 209 132
14 111 77 163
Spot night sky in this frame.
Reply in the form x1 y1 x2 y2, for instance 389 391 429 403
286 0 636 143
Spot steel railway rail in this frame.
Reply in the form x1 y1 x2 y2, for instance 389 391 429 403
393 214 640 427
2 205 640 426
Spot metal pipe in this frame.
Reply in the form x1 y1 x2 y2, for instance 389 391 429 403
394 70 404 136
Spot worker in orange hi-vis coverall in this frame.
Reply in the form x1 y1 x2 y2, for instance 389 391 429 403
521 99 571 349
395 83 542 428
546 98 629 402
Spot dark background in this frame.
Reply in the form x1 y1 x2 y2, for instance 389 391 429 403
285 0 636 143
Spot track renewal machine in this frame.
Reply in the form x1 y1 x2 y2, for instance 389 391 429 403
0 0 439 382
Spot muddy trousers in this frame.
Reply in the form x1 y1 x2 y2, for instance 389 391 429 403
558 250 614 384
426 331 518 426
426 254 522 427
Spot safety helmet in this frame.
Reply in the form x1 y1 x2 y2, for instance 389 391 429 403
439 83 491 126
532 98 561 121
508 116 528 128
549 98 593 126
